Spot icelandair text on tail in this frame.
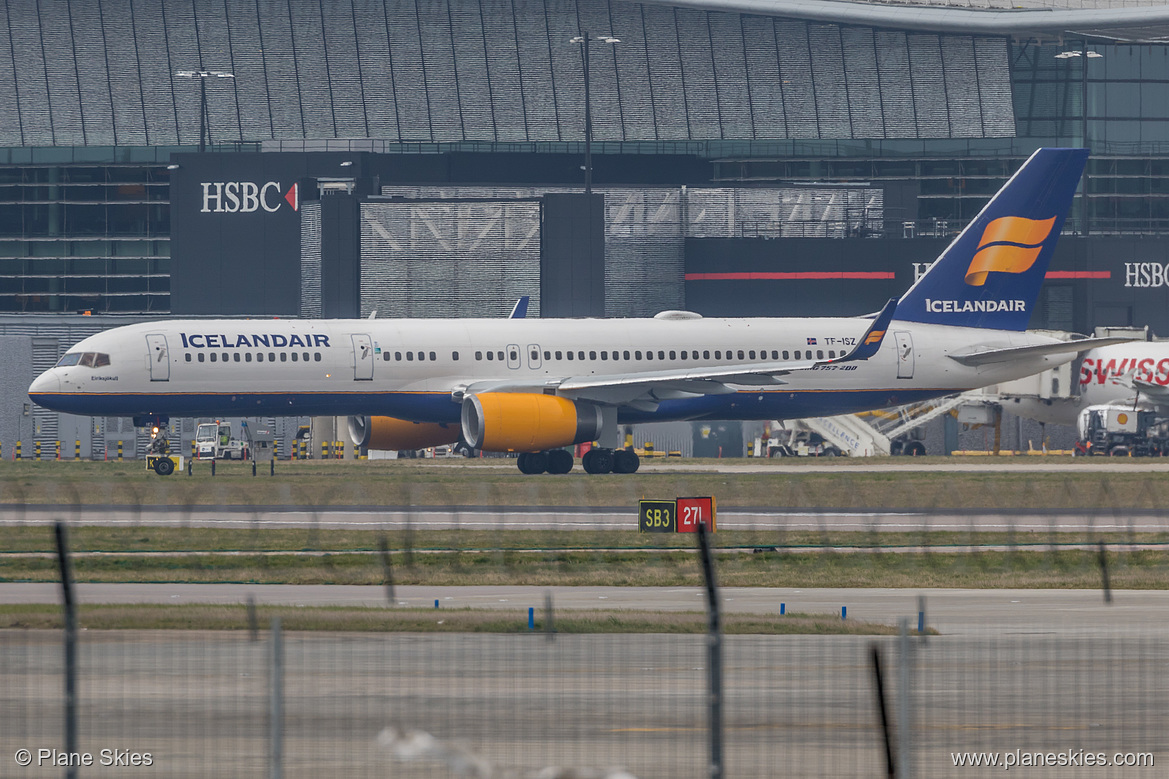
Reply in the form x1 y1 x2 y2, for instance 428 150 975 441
952 750 1153 770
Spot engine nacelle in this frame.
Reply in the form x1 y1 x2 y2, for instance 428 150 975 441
348 415 460 451
461 393 600 452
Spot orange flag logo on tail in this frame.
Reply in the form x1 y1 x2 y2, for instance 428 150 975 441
964 216 1056 286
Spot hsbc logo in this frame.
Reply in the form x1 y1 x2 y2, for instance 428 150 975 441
200 181 299 213
1125 262 1169 288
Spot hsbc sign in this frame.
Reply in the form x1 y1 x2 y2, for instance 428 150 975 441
200 181 300 213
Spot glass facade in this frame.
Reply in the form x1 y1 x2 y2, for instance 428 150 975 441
0 164 171 313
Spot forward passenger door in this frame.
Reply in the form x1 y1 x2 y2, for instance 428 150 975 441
351 334 374 380
145 334 169 381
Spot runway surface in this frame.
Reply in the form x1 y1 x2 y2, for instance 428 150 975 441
3 611 1165 778
3 503 1168 531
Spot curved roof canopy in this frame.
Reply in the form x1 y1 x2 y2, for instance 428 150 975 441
629 0 1169 42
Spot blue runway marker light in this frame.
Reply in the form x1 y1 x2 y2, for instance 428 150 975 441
528 607 535 630
918 610 925 634
780 603 785 615
435 599 439 609
842 606 847 620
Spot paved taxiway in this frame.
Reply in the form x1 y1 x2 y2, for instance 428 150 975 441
4 583 1163 636
4 503 1168 531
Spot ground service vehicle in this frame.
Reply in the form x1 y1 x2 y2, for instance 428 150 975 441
1075 405 1169 457
195 422 248 461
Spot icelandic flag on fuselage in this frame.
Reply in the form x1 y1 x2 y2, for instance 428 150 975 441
894 147 1089 331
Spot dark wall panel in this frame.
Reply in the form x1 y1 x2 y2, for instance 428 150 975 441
685 236 1169 336
541 193 605 317
320 195 361 319
169 151 367 315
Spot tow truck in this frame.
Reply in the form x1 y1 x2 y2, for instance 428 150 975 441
145 426 184 476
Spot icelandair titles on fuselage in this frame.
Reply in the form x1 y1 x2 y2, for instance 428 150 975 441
179 332 330 348
924 298 1027 313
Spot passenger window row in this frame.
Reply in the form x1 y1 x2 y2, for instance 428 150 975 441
185 352 322 364
384 350 448 362
475 348 838 361
370 347 839 364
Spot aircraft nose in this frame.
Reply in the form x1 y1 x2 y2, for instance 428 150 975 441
28 370 60 397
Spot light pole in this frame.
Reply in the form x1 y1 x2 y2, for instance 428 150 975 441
175 70 234 152
1055 46 1103 234
569 33 619 195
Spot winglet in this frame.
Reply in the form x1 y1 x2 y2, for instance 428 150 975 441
509 296 530 319
834 298 897 363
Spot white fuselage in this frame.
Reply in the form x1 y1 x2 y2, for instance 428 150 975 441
29 316 1078 425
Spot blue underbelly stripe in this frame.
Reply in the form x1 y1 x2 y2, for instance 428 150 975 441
30 387 959 424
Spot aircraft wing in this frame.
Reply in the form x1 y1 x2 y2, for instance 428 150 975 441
457 300 896 407
555 301 897 406
1131 378 1169 401
947 336 1136 367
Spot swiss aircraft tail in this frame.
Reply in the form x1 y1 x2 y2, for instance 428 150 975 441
895 147 1088 331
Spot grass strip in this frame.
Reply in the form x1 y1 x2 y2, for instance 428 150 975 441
3 459 1169 510
0 603 912 635
2 526 1168 554
2 548 1167 588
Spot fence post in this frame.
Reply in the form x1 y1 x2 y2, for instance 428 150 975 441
544 591 556 642
696 520 723 779
379 536 395 605
269 617 283 779
1098 541 1112 604
898 618 913 779
870 644 896 779
54 522 79 779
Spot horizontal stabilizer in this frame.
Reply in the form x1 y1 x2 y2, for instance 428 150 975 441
948 336 1134 367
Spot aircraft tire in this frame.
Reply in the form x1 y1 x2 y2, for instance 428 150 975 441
613 449 640 474
547 449 574 474
517 453 536 474
154 457 175 476
527 451 548 474
584 449 614 475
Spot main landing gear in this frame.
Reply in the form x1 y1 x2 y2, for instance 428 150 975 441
516 448 641 475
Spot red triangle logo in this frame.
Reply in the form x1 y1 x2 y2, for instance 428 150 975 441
284 183 299 212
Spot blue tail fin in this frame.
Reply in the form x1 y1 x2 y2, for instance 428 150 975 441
895 148 1088 331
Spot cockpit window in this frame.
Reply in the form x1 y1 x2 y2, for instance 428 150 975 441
57 352 110 368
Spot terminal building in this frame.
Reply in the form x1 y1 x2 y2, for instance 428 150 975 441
4 0 1169 457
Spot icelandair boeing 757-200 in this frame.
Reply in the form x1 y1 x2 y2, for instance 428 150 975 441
29 148 1124 474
